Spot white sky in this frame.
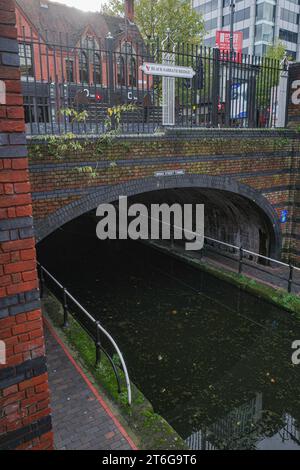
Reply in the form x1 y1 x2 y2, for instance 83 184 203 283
50 0 105 12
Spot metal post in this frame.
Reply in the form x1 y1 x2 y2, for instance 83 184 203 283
288 263 294 293
162 29 176 126
105 32 114 106
39 266 45 299
95 321 101 365
238 246 243 274
225 0 235 127
280 53 290 128
212 48 220 127
229 0 235 55
62 288 69 328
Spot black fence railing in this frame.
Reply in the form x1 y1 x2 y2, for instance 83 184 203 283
19 29 285 135
38 262 132 404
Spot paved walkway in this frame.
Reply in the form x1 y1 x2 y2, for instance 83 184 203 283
149 241 300 295
44 319 135 450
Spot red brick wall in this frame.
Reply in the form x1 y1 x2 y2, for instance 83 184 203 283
0 0 53 450
27 129 300 263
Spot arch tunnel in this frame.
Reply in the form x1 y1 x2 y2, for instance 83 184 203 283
35 174 282 260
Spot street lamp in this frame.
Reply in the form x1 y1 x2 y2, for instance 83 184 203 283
226 0 235 126
229 0 235 57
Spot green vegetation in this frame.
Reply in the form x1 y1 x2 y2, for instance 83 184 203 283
101 0 205 45
60 107 89 123
256 43 287 109
43 291 188 450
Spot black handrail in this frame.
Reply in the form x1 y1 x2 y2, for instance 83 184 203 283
37 262 132 404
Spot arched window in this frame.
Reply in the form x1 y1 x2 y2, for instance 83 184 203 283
129 57 137 87
79 51 89 83
93 53 102 85
117 55 125 86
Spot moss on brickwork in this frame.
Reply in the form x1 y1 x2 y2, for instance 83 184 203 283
28 131 299 164
42 291 188 450
27 129 300 262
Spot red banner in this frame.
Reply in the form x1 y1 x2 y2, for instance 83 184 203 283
216 31 243 61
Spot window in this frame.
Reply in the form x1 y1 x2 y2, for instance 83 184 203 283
222 14 230 27
93 53 102 84
66 59 74 83
240 27 249 40
256 3 275 22
279 29 298 44
79 51 89 83
205 17 218 30
254 44 267 56
117 55 125 86
280 8 299 25
235 7 250 23
223 0 244 6
24 96 49 123
255 23 274 42
24 96 35 123
204 36 216 47
129 57 137 87
223 7 250 26
19 43 33 77
195 0 218 15
287 50 296 61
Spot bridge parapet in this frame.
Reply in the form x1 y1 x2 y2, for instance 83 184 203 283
27 128 300 263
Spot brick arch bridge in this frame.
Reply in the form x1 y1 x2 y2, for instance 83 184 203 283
34 173 282 259
28 129 300 262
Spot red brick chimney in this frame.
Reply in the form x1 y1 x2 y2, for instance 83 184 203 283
125 0 134 23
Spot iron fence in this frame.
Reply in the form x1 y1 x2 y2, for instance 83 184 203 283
19 29 285 135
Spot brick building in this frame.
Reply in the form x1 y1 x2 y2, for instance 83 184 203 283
14 0 148 126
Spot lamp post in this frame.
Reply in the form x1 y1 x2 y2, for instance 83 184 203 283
226 0 235 126
229 0 235 57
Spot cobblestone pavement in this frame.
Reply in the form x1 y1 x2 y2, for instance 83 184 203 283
44 322 134 450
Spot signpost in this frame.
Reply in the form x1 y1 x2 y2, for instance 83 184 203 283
140 31 195 126
139 61 195 126
140 62 195 79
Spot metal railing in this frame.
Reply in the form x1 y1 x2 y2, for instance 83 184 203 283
141 213 300 294
19 28 284 135
200 235 300 294
38 262 132 405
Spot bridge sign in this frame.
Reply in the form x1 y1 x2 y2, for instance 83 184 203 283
140 62 195 79
280 210 288 223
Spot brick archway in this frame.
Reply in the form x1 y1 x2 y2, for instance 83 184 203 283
35 174 282 258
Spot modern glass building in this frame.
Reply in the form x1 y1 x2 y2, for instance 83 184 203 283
193 0 300 60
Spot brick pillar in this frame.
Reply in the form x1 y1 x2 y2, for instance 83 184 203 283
0 0 53 450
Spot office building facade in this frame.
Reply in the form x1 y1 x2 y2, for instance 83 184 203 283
193 0 300 60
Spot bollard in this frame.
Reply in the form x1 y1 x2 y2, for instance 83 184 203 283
95 321 101 366
288 264 294 293
62 288 69 328
238 246 243 274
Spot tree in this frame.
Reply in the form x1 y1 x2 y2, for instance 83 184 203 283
101 0 124 17
264 42 287 62
101 0 204 45
256 43 286 113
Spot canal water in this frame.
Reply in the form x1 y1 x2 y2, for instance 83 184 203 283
38 217 300 450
